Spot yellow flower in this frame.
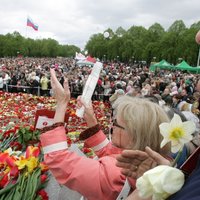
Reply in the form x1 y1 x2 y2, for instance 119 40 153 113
68 131 80 136
26 157 38 173
159 114 195 153
15 158 27 170
15 157 38 173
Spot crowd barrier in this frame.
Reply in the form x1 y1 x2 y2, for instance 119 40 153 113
4 84 112 98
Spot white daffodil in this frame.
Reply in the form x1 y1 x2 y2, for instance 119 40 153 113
4 147 22 156
159 113 195 153
136 165 185 200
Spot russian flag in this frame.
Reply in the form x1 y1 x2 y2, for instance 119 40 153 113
27 17 38 31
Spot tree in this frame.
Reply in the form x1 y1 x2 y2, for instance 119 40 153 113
115 26 126 37
168 20 186 33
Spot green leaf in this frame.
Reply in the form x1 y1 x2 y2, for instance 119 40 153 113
2 187 16 200
22 173 32 200
12 187 22 200
0 182 18 195
22 168 41 200
0 193 6 200
30 168 41 199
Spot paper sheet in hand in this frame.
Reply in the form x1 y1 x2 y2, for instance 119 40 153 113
76 62 103 118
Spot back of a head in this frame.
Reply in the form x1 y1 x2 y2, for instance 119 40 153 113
182 111 200 135
163 106 187 122
115 96 170 153
144 95 159 104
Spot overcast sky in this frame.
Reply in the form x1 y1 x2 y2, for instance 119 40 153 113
0 0 199 49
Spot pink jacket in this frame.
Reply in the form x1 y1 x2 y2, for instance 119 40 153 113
40 126 135 200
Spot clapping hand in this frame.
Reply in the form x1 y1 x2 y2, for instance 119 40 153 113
116 147 170 179
50 68 70 106
50 68 70 123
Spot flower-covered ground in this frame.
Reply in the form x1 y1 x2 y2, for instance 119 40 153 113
0 91 111 133
0 91 111 199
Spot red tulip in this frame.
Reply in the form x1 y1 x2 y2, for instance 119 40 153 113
10 166 19 178
25 146 40 158
0 173 9 188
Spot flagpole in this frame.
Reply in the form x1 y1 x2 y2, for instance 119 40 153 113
197 46 200 66
26 15 28 38
26 25 27 38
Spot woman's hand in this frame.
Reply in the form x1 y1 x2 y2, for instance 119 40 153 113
116 149 154 179
77 96 97 127
50 68 70 107
50 68 70 123
116 147 170 179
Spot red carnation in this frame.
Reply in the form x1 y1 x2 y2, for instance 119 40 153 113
10 141 23 151
37 189 48 200
3 129 15 138
67 137 72 145
82 147 91 154
40 174 48 184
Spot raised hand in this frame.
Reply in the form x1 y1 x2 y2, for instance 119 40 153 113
50 68 70 106
145 147 171 166
77 96 97 127
116 147 170 179
50 68 70 123
116 150 155 179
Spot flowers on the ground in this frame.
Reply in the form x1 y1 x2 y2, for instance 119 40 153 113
77 143 95 158
68 131 80 142
136 165 185 200
0 123 40 152
67 132 96 158
159 113 195 153
0 91 111 134
0 91 111 199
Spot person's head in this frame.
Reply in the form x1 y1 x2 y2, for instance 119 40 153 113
195 79 200 92
181 89 187 97
112 96 170 153
163 87 170 95
143 95 159 104
130 85 141 97
193 92 200 100
109 89 125 104
172 94 182 104
163 106 187 122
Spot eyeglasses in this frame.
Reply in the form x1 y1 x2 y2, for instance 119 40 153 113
112 119 125 130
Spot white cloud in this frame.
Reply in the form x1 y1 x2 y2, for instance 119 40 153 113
0 0 199 49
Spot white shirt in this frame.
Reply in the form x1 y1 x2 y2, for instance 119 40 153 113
0 77 3 88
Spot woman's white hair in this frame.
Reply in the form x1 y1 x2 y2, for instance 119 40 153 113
115 96 170 153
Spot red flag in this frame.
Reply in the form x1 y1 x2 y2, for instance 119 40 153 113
86 56 96 63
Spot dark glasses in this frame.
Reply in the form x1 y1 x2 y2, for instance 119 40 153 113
112 119 125 130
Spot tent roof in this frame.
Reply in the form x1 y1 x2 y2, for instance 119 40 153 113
174 60 200 72
150 60 200 74
175 60 192 69
150 59 173 71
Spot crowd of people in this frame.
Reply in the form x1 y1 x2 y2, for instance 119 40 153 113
1 56 200 199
